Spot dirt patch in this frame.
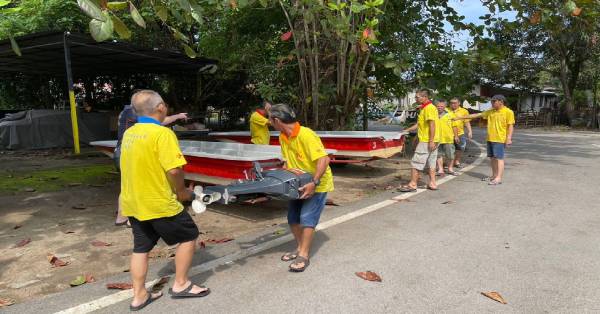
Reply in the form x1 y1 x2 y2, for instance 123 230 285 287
0 152 410 303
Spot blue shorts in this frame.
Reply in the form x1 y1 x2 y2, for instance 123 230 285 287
455 135 467 151
487 141 505 159
288 192 327 228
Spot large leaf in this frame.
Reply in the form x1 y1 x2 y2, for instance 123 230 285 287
258 0 268 8
183 45 196 58
77 0 105 21
8 34 21 57
107 1 128 10
111 14 131 39
155 4 168 22
0 0 11 8
129 2 146 28
89 12 114 41
170 27 190 43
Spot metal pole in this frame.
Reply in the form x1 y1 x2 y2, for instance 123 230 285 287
63 32 80 154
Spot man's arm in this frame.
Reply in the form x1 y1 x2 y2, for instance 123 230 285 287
465 120 473 139
453 126 459 143
299 156 330 199
162 113 188 126
166 167 194 202
506 124 514 147
454 113 482 121
404 123 418 133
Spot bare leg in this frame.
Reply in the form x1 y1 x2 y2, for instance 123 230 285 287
171 240 207 294
491 158 498 178
406 168 420 188
290 227 315 270
496 159 505 182
454 150 463 166
130 253 161 306
428 167 437 189
289 223 303 251
447 157 455 173
436 157 444 174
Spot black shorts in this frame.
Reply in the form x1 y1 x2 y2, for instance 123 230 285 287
129 211 199 253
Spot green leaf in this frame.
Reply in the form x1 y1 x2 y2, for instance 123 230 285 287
107 1 128 10
182 44 197 58
327 2 338 10
155 4 168 22
89 12 114 41
190 4 203 24
8 34 21 57
0 0 11 8
69 276 86 287
383 60 395 69
258 0 268 7
176 0 192 12
170 27 190 43
129 2 146 28
77 0 105 21
111 14 131 39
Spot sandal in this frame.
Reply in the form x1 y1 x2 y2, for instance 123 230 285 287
481 176 493 182
488 180 502 186
168 282 210 298
398 185 417 193
281 251 298 262
435 172 445 177
427 186 439 191
446 170 459 176
289 256 310 272
130 291 162 311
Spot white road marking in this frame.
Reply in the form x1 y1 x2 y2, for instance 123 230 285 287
55 140 487 314
593 144 600 148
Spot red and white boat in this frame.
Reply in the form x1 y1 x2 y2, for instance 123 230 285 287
209 131 407 163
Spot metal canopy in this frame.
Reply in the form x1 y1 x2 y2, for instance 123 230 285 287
0 31 217 76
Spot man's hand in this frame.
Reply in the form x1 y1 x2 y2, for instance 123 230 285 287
299 181 316 199
467 130 473 139
428 141 436 152
505 138 512 147
177 182 195 202
173 113 188 121
454 136 460 144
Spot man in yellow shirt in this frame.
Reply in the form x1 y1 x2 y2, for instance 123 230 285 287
249 101 272 145
448 97 472 168
268 103 333 272
400 89 439 192
454 94 515 185
435 100 459 176
120 90 209 311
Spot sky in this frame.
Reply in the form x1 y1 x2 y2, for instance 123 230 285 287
447 0 517 50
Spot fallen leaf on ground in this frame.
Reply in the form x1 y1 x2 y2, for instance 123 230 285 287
206 238 234 244
151 276 170 293
91 240 112 247
441 200 454 204
481 291 507 304
106 282 133 290
85 274 95 283
325 199 339 206
0 297 15 307
62 230 75 234
13 225 22 230
356 271 382 282
13 238 31 248
47 254 70 267
71 204 87 210
70 276 86 287
273 229 286 235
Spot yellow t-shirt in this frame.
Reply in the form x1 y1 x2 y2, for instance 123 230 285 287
438 110 457 144
481 106 515 143
120 121 187 221
417 103 440 143
279 123 334 193
250 111 270 145
450 107 470 136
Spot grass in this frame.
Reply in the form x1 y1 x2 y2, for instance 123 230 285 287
0 164 117 194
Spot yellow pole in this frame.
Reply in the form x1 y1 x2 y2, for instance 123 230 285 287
63 32 80 154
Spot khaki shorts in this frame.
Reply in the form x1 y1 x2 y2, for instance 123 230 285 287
411 142 438 171
438 143 455 161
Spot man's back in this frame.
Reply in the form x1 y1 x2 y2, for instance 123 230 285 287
120 119 187 221
250 110 270 145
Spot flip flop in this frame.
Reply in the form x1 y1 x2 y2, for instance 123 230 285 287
289 256 310 272
130 291 162 311
427 186 439 191
281 251 298 262
169 283 210 299
481 176 493 182
488 180 503 186
446 170 459 176
398 186 417 193
435 172 445 177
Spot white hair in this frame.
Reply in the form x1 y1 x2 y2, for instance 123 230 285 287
131 90 164 116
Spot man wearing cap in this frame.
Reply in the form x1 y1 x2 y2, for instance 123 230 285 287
268 103 333 272
249 101 273 145
399 88 439 192
447 97 472 168
454 94 515 185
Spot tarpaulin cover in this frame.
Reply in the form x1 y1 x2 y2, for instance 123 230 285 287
0 110 110 150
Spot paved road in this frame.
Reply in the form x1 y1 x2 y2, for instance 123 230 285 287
8 129 600 313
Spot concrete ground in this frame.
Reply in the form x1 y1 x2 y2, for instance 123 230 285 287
5 128 600 313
